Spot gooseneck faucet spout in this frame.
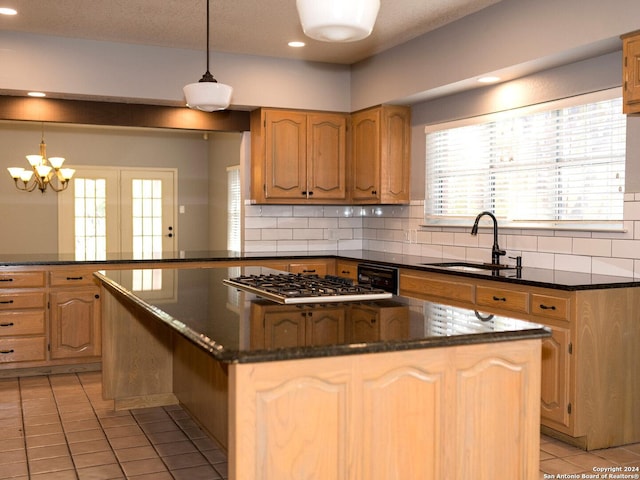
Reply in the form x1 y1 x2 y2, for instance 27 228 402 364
471 211 506 265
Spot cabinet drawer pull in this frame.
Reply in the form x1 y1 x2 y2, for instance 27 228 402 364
492 296 507 302
0 278 13 282
302 269 316 273
0 322 14 327
0 300 14 304
66 276 84 281
0 349 15 354
341 270 350 274
539 304 556 311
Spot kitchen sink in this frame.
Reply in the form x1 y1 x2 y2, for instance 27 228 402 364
421 261 515 272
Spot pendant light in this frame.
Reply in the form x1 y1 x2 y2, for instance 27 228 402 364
183 0 233 111
296 0 380 43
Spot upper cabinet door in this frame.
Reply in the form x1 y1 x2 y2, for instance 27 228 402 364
264 110 307 200
622 30 640 114
307 113 347 201
350 108 381 202
380 106 411 204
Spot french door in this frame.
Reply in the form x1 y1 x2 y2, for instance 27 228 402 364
58 167 177 260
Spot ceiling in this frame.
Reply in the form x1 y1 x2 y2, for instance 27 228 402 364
0 0 505 64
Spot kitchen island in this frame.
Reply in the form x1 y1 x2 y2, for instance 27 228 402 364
96 266 550 480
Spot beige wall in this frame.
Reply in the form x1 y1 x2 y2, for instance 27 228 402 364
0 122 210 254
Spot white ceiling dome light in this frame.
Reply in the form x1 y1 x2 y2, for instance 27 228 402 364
296 0 381 43
183 0 232 112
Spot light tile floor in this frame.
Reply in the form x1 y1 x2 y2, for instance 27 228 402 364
1 372 639 479
540 434 640 479
0 372 227 479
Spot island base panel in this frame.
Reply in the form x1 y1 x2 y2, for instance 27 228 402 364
229 339 542 480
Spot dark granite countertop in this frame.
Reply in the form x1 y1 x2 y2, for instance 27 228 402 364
94 266 550 364
2 249 639 291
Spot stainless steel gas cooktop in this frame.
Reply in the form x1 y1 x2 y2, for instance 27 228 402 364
223 273 393 304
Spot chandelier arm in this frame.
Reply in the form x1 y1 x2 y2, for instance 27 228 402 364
46 179 70 193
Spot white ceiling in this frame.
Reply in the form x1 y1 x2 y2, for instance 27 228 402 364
0 0 505 64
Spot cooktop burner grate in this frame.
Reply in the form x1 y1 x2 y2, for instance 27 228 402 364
223 273 393 304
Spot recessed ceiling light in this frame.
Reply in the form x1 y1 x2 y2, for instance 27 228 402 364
478 76 501 84
27 92 46 97
0 7 17 15
288 41 306 48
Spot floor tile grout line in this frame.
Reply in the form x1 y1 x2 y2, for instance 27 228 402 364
16 377 30 480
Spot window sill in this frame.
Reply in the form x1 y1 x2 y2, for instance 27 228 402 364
420 218 627 233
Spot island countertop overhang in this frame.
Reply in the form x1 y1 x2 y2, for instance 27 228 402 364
94 265 550 364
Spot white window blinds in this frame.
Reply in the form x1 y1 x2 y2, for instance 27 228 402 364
227 165 241 251
425 90 626 227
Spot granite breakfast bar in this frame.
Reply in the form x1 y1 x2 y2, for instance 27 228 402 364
95 265 550 480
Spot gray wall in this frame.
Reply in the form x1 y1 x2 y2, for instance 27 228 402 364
208 132 243 250
408 51 637 198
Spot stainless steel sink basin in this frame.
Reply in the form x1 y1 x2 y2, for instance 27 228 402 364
421 262 515 272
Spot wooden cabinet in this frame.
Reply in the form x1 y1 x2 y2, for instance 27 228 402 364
399 267 640 450
288 261 328 276
257 259 333 276
251 300 408 349
0 272 47 364
476 285 529 315
622 30 640 114
348 301 409 342
49 269 101 360
350 105 411 204
250 108 348 203
49 287 101 359
540 325 572 431
250 302 346 349
0 266 102 373
231 338 541 479
335 260 358 281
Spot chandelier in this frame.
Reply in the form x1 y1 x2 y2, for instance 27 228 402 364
296 0 381 42
6 125 75 193
183 0 233 112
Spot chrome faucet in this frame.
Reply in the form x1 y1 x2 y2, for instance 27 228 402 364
471 211 506 265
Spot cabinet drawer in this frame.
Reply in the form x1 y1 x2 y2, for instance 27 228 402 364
288 263 328 276
50 270 98 287
0 292 46 310
400 273 474 304
531 293 570 322
476 286 529 315
0 311 45 336
0 337 46 363
336 262 358 280
0 271 45 288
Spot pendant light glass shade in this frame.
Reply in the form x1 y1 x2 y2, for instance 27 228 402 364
184 81 233 112
296 0 380 42
184 0 232 111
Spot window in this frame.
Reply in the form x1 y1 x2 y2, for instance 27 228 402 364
425 89 626 229
227 165 241 251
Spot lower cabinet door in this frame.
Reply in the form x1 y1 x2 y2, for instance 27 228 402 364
49 287 101 359
540 325 572 431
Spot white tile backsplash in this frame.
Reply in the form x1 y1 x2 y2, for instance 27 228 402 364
242 198 640 277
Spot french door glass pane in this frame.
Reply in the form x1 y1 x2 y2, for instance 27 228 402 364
73 178 107 261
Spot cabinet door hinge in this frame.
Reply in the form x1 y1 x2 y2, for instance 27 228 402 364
568 342 573 354
567 403 572 414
